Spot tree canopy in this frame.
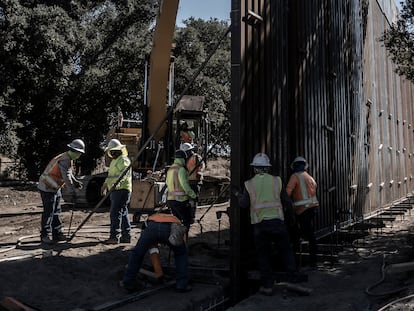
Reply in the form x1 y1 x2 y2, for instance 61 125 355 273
0 1 230 180
381 0 414 81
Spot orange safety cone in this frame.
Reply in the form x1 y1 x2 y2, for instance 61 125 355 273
149 246 163 278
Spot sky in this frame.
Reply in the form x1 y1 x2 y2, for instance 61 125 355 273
176 0 231 27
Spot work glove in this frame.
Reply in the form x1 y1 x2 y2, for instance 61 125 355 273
74 179 83 189
101 183 107 196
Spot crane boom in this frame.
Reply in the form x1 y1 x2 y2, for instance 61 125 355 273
147 0 179 142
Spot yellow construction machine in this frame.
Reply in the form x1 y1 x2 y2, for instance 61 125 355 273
62 0 229 215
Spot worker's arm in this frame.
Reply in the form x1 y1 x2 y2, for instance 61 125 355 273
237 185 251 208
285 174 298 197
280 185 295 226
58 158 76 192
178 167 197 199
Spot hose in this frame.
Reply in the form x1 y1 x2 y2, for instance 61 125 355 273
0 224 141 260
365 254 407 297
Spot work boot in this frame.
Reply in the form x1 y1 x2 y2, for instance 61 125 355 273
41 236 54 244
52 233 67 242
104 237 120 244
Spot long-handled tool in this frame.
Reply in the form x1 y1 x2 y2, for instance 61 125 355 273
197 183 230 234
67 26 231 242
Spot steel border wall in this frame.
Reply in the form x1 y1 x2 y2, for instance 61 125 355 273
230 0 414 303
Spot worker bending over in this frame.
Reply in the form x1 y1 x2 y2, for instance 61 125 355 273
121 211 191 293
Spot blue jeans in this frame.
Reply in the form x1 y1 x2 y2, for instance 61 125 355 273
109 189 131 239
40 189 63 237
254 219 296 288
123 221 189 289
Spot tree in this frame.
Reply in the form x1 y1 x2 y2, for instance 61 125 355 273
0 0 154 179
174 18 231 152
0 3 231 180
381 1 414 81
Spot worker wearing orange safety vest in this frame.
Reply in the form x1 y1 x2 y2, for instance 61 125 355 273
38 139 85 244
121 211 191 293
166 149 197 231
237 153 296 296
286 156 319 267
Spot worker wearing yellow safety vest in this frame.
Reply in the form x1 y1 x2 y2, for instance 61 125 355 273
101 139 132 244
38 139 85 244
236 153 296 296
180 142 205 222
166 149 197 231
286 156 319 267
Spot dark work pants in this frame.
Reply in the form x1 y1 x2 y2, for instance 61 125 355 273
296 208 318 265
167 200 191 231
123 221 188 290
254 219 296 289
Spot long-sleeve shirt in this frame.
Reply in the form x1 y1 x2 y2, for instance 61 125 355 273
166 158 196 201
38 152 77 193
104 155 132 192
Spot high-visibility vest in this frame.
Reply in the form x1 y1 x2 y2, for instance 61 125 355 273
105 155 132 191
289 172 319 215
186 154 202 181
149 213 181 223
166 164 189 201
39 153 68 190
244 174 284 224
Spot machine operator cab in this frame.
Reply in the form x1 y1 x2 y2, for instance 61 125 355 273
174 95 209 159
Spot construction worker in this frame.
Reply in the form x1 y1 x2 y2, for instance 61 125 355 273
38 139 85 244
180 142 205 222
286 156 319 267
166 149 197 231
101 139 132 244
121 210 191 293
179 122 195 144
236 153 296 295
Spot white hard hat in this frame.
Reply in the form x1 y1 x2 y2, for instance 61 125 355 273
104 139 125 152
291 156 308 169
180 142 194 152
67 139 85 154
250 153 272 167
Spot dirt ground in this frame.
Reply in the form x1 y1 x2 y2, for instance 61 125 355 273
2 183 414 310
0 183 231 311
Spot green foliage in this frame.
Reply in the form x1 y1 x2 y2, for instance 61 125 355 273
381 0 414 81
174 18 231 150
0 0 154 179
0 2 231 180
